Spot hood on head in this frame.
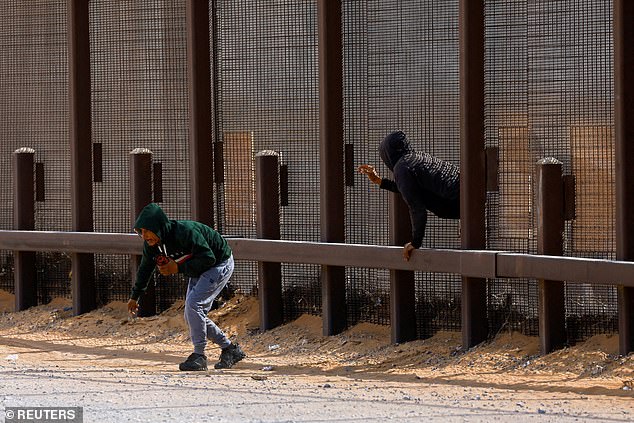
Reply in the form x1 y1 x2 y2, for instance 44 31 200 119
379 131 412 171
133 203 170 241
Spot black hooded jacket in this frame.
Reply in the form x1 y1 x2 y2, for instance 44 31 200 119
379 131 460 248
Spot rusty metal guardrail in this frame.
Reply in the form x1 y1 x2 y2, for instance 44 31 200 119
3 229 634 354
0 230 633 288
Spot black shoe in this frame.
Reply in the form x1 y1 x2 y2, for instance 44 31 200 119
214 343 246 369
179 353 208 371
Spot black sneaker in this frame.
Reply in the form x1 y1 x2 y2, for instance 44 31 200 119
179 353 208 371
214 343 246 369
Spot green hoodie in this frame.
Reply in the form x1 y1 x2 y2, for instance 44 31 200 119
130 203 232 301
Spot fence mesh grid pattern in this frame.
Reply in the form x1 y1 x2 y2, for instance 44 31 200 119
89 0 191 308
0 0 619 343
214 0 321 321
344 1 462 335
484 0 616 339
0 1 71 302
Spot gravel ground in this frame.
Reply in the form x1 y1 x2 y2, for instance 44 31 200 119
1 356 632 423
1 293 633 422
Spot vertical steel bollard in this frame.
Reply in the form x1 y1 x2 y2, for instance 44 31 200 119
13 148 37 311
69 0 96 315
318 0 347 336
186 0 215 228
536 158 566 353
459 0 488 349
389 194 417 343
615 0 634 355
130 148 156 317
256 151 283 331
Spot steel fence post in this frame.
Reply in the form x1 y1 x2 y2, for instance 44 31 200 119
256 151 283 331
130 148 156 317
13 148 37 311
536 158 566 354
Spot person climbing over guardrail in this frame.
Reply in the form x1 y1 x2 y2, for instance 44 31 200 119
127 203 245 371
358 130 460 261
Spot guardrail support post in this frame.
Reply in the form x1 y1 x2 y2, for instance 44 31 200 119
256 151 283 331
536 158 566 353
13 148 37 311
130 149 156 317
389 194 417 343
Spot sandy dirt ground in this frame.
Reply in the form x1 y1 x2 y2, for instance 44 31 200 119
0 289 633 422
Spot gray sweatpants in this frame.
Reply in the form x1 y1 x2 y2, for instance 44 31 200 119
183 255 234 355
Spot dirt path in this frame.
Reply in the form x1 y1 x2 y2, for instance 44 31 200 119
1 291 633 422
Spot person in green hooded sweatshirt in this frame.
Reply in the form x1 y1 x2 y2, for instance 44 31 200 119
127 203 246 371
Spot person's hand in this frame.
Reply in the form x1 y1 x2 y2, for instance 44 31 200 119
127 299 139 317
402 242 415 261
158 258 178 276
357 164 382 185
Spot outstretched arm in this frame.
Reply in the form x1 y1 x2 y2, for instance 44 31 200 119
130 254 155 302
128 253 155 316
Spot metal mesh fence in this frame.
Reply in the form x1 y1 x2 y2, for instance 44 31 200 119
214 0 321 321
90 0 191 309
484 0 616 340
343 1 462 335
0 1 620 343
485 0 537 336
0 1 71 298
